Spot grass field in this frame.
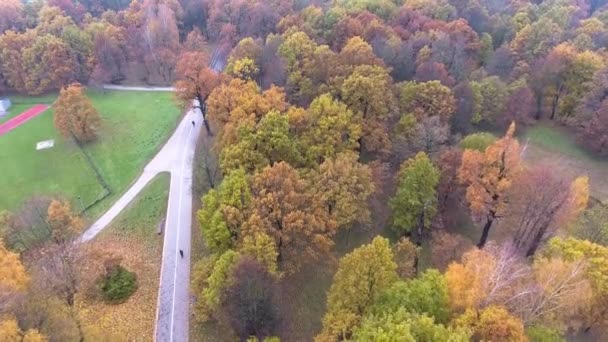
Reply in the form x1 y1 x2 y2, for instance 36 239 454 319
0 90 181 217
79 173 169 341
522 122 608 203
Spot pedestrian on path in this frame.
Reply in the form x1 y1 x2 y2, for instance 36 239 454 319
179 249 184 258
191 120 195 127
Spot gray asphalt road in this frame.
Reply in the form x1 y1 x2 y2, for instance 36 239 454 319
155 106 201 342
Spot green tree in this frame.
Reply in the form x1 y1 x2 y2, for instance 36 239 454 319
191 250 240 322
389 152 440 243
371 269 451 324
318 237 398 340
197 170 251 253
353 309 470 342
470 76 508 124
526 326 565 342
220 110 302 173
459 133 497 152
299 94 362 165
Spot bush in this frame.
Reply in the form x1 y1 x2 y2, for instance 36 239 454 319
99 265 138 303
459 132 496 152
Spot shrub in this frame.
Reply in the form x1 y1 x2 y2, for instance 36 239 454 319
459 132 496 151
99 265 138 303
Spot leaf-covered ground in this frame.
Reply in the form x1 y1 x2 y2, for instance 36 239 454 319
78 174 169 341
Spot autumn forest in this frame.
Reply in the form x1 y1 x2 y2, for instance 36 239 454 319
1 0 608 341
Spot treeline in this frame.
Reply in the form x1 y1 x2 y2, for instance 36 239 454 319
176 0 608 340
1 0 608 155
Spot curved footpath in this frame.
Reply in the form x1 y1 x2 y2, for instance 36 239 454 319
80 48 225 342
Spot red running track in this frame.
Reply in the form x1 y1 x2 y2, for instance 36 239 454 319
0 104 49 136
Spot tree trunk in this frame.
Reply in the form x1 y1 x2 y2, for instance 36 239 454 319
477 215 494 248
550 85 562 120
416 211 425 247
196 93 212 135
526 224 549 257
534 93 542 120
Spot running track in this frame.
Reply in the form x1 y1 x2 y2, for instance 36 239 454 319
0 104 49 136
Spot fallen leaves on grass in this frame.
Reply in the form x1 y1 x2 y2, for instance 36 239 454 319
77 236 161 341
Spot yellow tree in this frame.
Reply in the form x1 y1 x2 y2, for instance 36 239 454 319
0 319 46 342
546 237 608 333
47 200 83 244
299 94 362 165
458 123 521 248
0 239 29 294
206 79 287 148
308 152 374 228
339 64 396 154
53 83 102 143
454 305 528 342
445 244 531 313
243 162 337 273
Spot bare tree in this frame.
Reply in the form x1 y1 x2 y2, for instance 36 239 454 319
29 241 88 341
508 165 581 257
511 258 591 327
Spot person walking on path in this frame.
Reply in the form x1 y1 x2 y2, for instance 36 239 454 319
179 250 184 258
191 121 195 127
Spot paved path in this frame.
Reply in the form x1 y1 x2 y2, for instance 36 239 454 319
81 48 226 342
0 104 49 136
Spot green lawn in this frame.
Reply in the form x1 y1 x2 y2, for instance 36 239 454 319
97 173 170 243
0 90 181 216
522 123 600 160
521 122 608 203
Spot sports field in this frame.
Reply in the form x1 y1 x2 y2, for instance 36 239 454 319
0 90 181 217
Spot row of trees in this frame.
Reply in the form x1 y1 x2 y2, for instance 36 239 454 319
210 0 608 153
0 0 185 94
1 0 607 153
